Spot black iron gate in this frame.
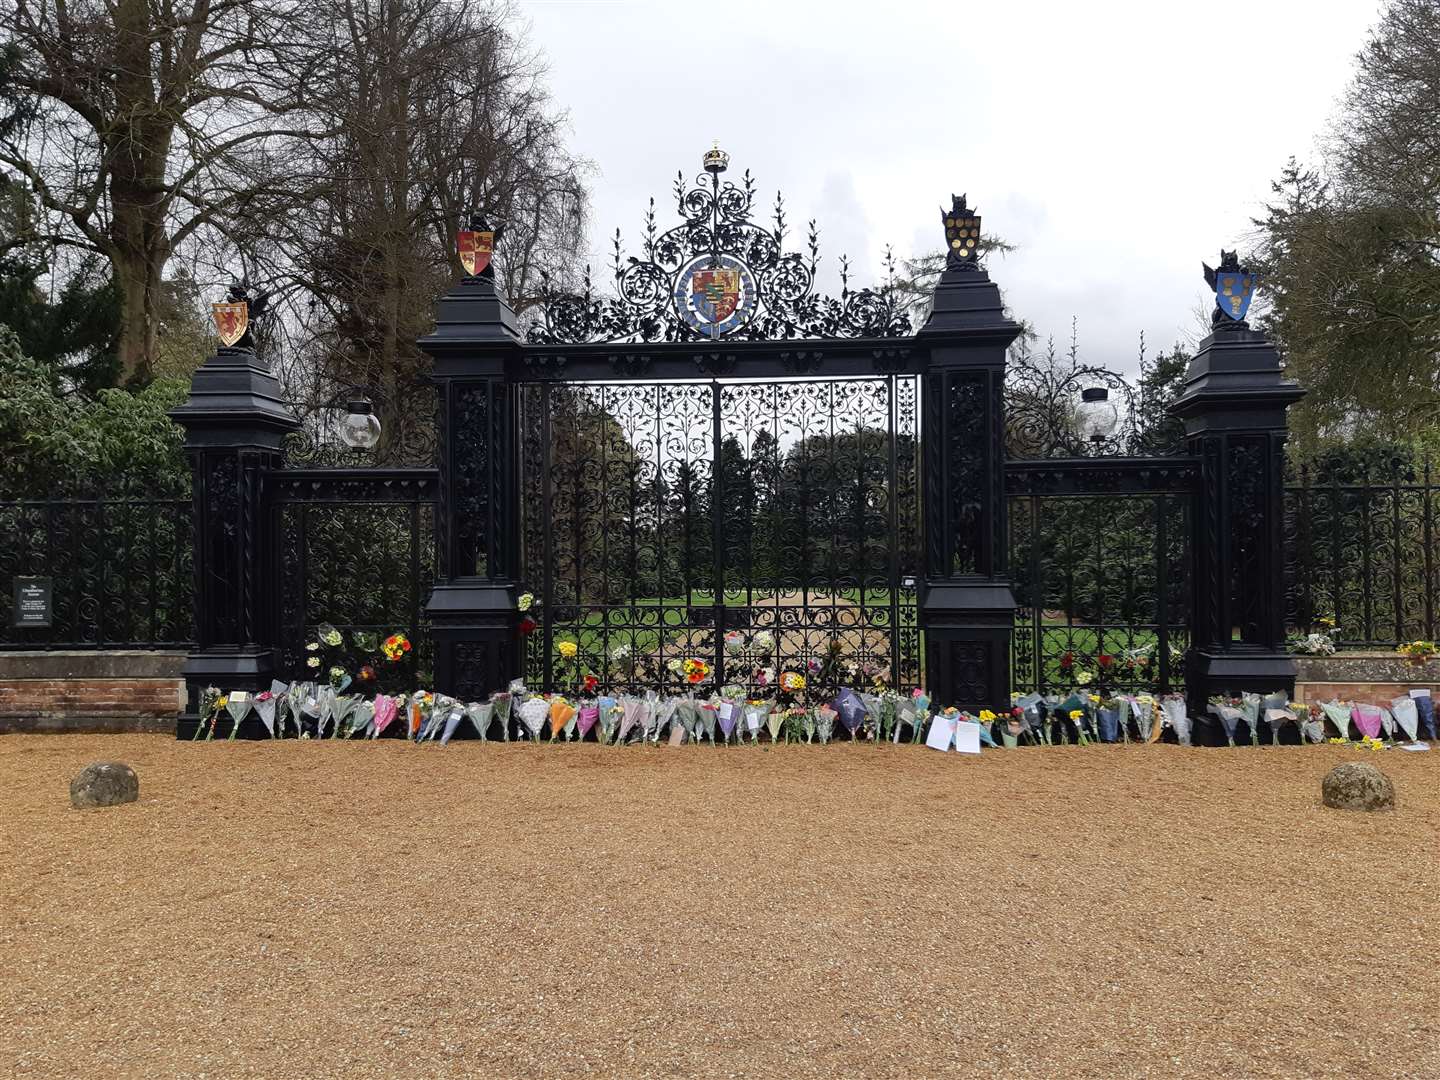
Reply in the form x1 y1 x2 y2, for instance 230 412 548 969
518 375 922 694
1007 458 1196 695
268 468 439 684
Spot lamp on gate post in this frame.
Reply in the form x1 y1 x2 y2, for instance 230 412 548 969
340 396 382 450
1077 386 1119 450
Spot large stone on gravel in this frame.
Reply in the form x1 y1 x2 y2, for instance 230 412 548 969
69 761 139 809
1321 761 1395 811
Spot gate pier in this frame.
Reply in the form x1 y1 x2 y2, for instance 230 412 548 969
420 271 525 701
1171 322 1304 713
917 259 1023 711
169 333 299 731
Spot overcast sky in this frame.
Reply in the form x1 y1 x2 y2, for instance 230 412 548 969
518 0 1380 371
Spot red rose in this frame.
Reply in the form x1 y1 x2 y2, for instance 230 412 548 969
582 673 598 693
1097 654 1114 668
518 615 537 637
1060 651 1074 669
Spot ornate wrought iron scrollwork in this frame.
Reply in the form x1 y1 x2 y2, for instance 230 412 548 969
1004 337 1148 459
528 154 912 344
283 375 438 468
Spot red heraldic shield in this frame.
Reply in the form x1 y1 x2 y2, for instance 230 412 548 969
458 230 494 276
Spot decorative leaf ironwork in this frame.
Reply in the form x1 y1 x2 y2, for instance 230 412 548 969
528 161 911 344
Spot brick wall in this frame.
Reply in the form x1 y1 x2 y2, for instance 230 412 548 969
1293 651 1437 706
0 652 185 734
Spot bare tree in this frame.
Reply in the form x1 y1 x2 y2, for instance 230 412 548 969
0 0 318 384
247 0 587 459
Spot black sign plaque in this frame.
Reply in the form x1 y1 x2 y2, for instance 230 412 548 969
14 576 52 629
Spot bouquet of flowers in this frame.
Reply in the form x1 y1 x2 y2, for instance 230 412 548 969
517 695 548 741
491 688 514 741
371 693 400 738
252 688 280 738
1263 702 1298 745
696 700 718 744
465 700 494 740
550 695 578 741
1390 695 1420 742
741 699 767 743
716 685 745 745
831 689 865 740
766 706 785 743
224 690 252 740
600 699 624 744
682 657 711 686
783 706 812 744
620 695 648 743
1160 694 1191 746
1397 639 1437 663
909 689 931 745
652 695 679 743
1319 701 1353 741
1298 703 1326 744
813 705 837 745
675 697 702 743
1093 694 1121 743
1351 703 1384 741
1207 695 1245 747
1410 688 1436 739
858 691 886 742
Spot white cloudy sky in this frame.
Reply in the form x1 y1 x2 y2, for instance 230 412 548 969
519 0 1380 369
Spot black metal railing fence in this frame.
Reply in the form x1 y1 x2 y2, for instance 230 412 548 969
0 496 196 649
1284 454 1440 646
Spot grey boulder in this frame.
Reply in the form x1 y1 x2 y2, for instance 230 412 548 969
70 762 140 809
1321 761 1395 812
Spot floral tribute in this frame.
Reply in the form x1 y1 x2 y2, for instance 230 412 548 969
195 626 1438 749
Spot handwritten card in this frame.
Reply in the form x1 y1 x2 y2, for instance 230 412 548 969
954 720 981 755
925 715 956 752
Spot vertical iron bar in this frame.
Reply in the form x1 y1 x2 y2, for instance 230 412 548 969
486 382 497 581
1392 457 1403 644
1156 494 1170 696
1330 471 1342 644
1360 482 1373 642
1299 464 1312 629
409 500 421 655
1029 495 1042 694
45 501 56 647
1425 454 1435 641
97 498 106 646
148 501 158 643
711 381 724 683
541 382 554 694
296 504 309 661
887 375 901 686
654 386 666 688
599 386 611 685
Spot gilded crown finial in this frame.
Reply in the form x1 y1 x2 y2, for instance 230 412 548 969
703 142 729 174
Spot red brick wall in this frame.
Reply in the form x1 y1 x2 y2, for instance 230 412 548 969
1296 681 1433 706
0 652 185 734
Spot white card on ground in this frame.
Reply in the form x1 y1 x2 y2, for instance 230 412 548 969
925 715 956 752
1398 742 1431 752
954 720 981 755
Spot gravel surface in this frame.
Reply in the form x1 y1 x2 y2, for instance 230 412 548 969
2 737 1436 1079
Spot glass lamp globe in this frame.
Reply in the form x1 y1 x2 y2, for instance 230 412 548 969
1076 386 1118 444
340 398 382 450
